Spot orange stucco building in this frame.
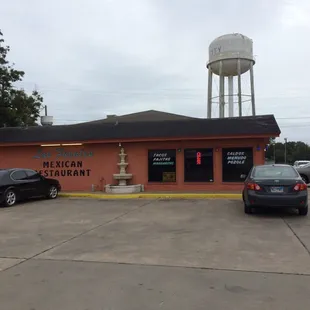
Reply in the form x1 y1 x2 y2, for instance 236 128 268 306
0 110 280 192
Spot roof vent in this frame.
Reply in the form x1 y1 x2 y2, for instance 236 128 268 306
41 115 54 126
106 114 117 119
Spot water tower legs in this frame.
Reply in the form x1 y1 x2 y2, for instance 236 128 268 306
219 75 225 118
207 58 255 119
228 76 234 117
219 61 225 118
250 62 256 116
237 59 242 117
207 69 213 118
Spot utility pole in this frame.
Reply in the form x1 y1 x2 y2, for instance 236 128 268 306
284 138 288 164
44 105 47 116
270 137 276 164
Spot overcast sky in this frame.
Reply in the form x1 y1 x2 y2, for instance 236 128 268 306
1 0 309 142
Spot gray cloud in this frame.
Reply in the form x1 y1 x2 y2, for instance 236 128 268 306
1 0 309 142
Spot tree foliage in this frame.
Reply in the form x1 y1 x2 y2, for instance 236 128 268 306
266 141 310 164
0 30 43 127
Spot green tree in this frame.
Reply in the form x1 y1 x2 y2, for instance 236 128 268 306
265 140 310 164
0 30 43 127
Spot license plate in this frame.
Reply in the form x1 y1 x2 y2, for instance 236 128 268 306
270 186 284 193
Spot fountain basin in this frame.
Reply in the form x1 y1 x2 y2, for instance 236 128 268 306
113 173 132 180
105 184 143 194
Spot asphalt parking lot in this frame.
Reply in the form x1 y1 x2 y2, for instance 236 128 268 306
1 198 310 310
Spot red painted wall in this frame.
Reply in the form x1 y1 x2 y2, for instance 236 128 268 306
0 138 266 192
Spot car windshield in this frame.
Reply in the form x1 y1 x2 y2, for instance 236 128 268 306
298 161 309 166
253 166 299 178
300 163 310 167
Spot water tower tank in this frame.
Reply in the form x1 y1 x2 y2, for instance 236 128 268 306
207 33 255 76
206 33 256 119
41 115 53 126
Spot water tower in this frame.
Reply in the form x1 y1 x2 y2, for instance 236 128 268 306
41 115 54 126
40 105 54 126
206 33 256 118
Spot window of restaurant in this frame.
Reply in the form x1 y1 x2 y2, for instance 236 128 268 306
184 148 214 182
222 147 254 182
148 149 176 182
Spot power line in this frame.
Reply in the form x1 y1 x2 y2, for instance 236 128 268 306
276 117 310 120
15 82 310 99
280 124 310 128
49 106 310 120
51 116 310 122
50 118 310 129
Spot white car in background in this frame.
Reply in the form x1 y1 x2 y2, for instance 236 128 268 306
295 163 310 185
294 160 310 168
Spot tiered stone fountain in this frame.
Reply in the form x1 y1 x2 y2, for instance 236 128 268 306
105 147 143 194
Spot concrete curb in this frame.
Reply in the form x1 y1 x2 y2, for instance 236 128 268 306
59 192 242 200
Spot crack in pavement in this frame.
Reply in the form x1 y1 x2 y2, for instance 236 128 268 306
0 200 154 273
27 257 310 277
0 256 28 260
282 217 310 257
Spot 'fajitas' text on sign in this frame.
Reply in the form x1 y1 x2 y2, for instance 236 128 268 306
152 152 175 166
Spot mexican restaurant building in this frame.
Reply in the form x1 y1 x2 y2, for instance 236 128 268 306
0 110 281 192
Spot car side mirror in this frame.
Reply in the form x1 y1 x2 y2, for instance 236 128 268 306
240 174 247 179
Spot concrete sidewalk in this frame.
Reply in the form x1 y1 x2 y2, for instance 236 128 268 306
59 191 243 199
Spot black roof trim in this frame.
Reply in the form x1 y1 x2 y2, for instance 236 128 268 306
0 114 281 144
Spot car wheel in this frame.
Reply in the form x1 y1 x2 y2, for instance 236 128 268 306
300 174 309 184
4 189 17 207
298 206 308 216
48 186 58 199
244 203 253 214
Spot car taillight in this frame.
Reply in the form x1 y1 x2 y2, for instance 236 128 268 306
247 183 261 191
293 183 308 191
